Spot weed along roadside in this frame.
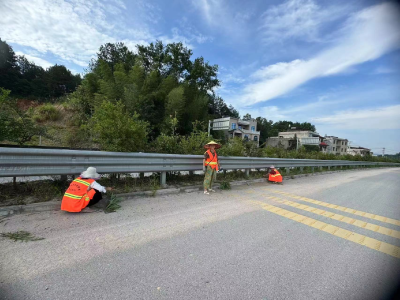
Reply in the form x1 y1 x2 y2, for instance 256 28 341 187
0 167 388 218
0 231 44 242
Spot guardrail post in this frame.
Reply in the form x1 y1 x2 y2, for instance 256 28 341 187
189 171 194 176
13 177 16 188
286 168 290 175
60 175 67 181
160 171 166 187
140 172 144 179
328 166 330 170
311 167 315 173
319 166 322 171
300 167 304 173
245 169 250 178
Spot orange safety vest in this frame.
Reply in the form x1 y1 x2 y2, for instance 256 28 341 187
268 169 282 183
204 149 219 171
61 177 96 212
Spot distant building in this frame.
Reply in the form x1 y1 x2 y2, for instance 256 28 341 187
347 146 372 156
265 136 297 150
210 117 260 145
324 136 349 155
266 129 326 151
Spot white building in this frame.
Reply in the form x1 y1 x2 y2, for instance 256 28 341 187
210 117 261 145
347 146 372 156
324 136 349 155
266 129 326 150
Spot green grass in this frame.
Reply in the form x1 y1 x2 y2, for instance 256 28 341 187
0 231 44 242
219 181 231 190
104 194 122 214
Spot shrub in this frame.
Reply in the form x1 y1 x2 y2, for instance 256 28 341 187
34 104 62 122
219 137 246 157
152 134 181 154
179 131 211 155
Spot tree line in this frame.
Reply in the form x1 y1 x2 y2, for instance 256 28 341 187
5 39 388 162
0 39 81 99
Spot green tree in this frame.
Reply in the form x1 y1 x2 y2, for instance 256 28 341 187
208 95 239 118
242 113 252 121
0 39 20 94
90 101 148 152
165 86 185 119
256 117 273 145
90 42 136 73
46 64 81 97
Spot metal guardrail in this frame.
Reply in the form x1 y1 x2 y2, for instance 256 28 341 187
0 148 398 185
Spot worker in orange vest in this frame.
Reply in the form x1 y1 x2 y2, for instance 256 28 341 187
203 141 221 194
267 165 282 184
61 167 112 213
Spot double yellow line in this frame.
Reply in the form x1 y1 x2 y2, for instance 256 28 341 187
243 189 400 259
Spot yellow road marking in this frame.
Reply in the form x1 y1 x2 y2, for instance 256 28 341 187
248 200 400 259
258 194 400 239
265 189 400 226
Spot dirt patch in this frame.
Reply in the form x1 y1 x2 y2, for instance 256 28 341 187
16 99 40 111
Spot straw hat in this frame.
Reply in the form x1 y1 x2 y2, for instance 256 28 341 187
81 167 100 179
204 141 221 149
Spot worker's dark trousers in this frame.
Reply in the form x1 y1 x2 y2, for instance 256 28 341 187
88 189 102 207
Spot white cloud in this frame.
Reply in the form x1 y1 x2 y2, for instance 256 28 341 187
372 66 397 75
192 0 252 36
234 2 400 106
0 0 207 69
312 105 400 130
260 0 351 43
251 59 304 80
0 0 124 67
15 51 53 69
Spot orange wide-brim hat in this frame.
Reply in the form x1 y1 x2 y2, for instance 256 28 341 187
204 141 221 149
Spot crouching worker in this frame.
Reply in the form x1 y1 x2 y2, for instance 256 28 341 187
266 165 282 184
61 167 112 213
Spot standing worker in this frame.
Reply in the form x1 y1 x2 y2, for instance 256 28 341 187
203 141 221 194
266 165 282 184
61 167 112 213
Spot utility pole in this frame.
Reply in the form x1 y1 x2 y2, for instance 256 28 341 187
382 147 385 156
208 120 211 137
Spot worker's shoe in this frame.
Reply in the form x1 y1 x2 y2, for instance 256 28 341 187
204 190 210 195
208 189 216 192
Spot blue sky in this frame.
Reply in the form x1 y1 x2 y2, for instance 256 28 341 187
1 0 399 154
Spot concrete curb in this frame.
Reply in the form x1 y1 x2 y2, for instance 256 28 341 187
0 168 377 218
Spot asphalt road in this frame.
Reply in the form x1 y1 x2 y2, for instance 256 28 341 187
1 168 400 300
